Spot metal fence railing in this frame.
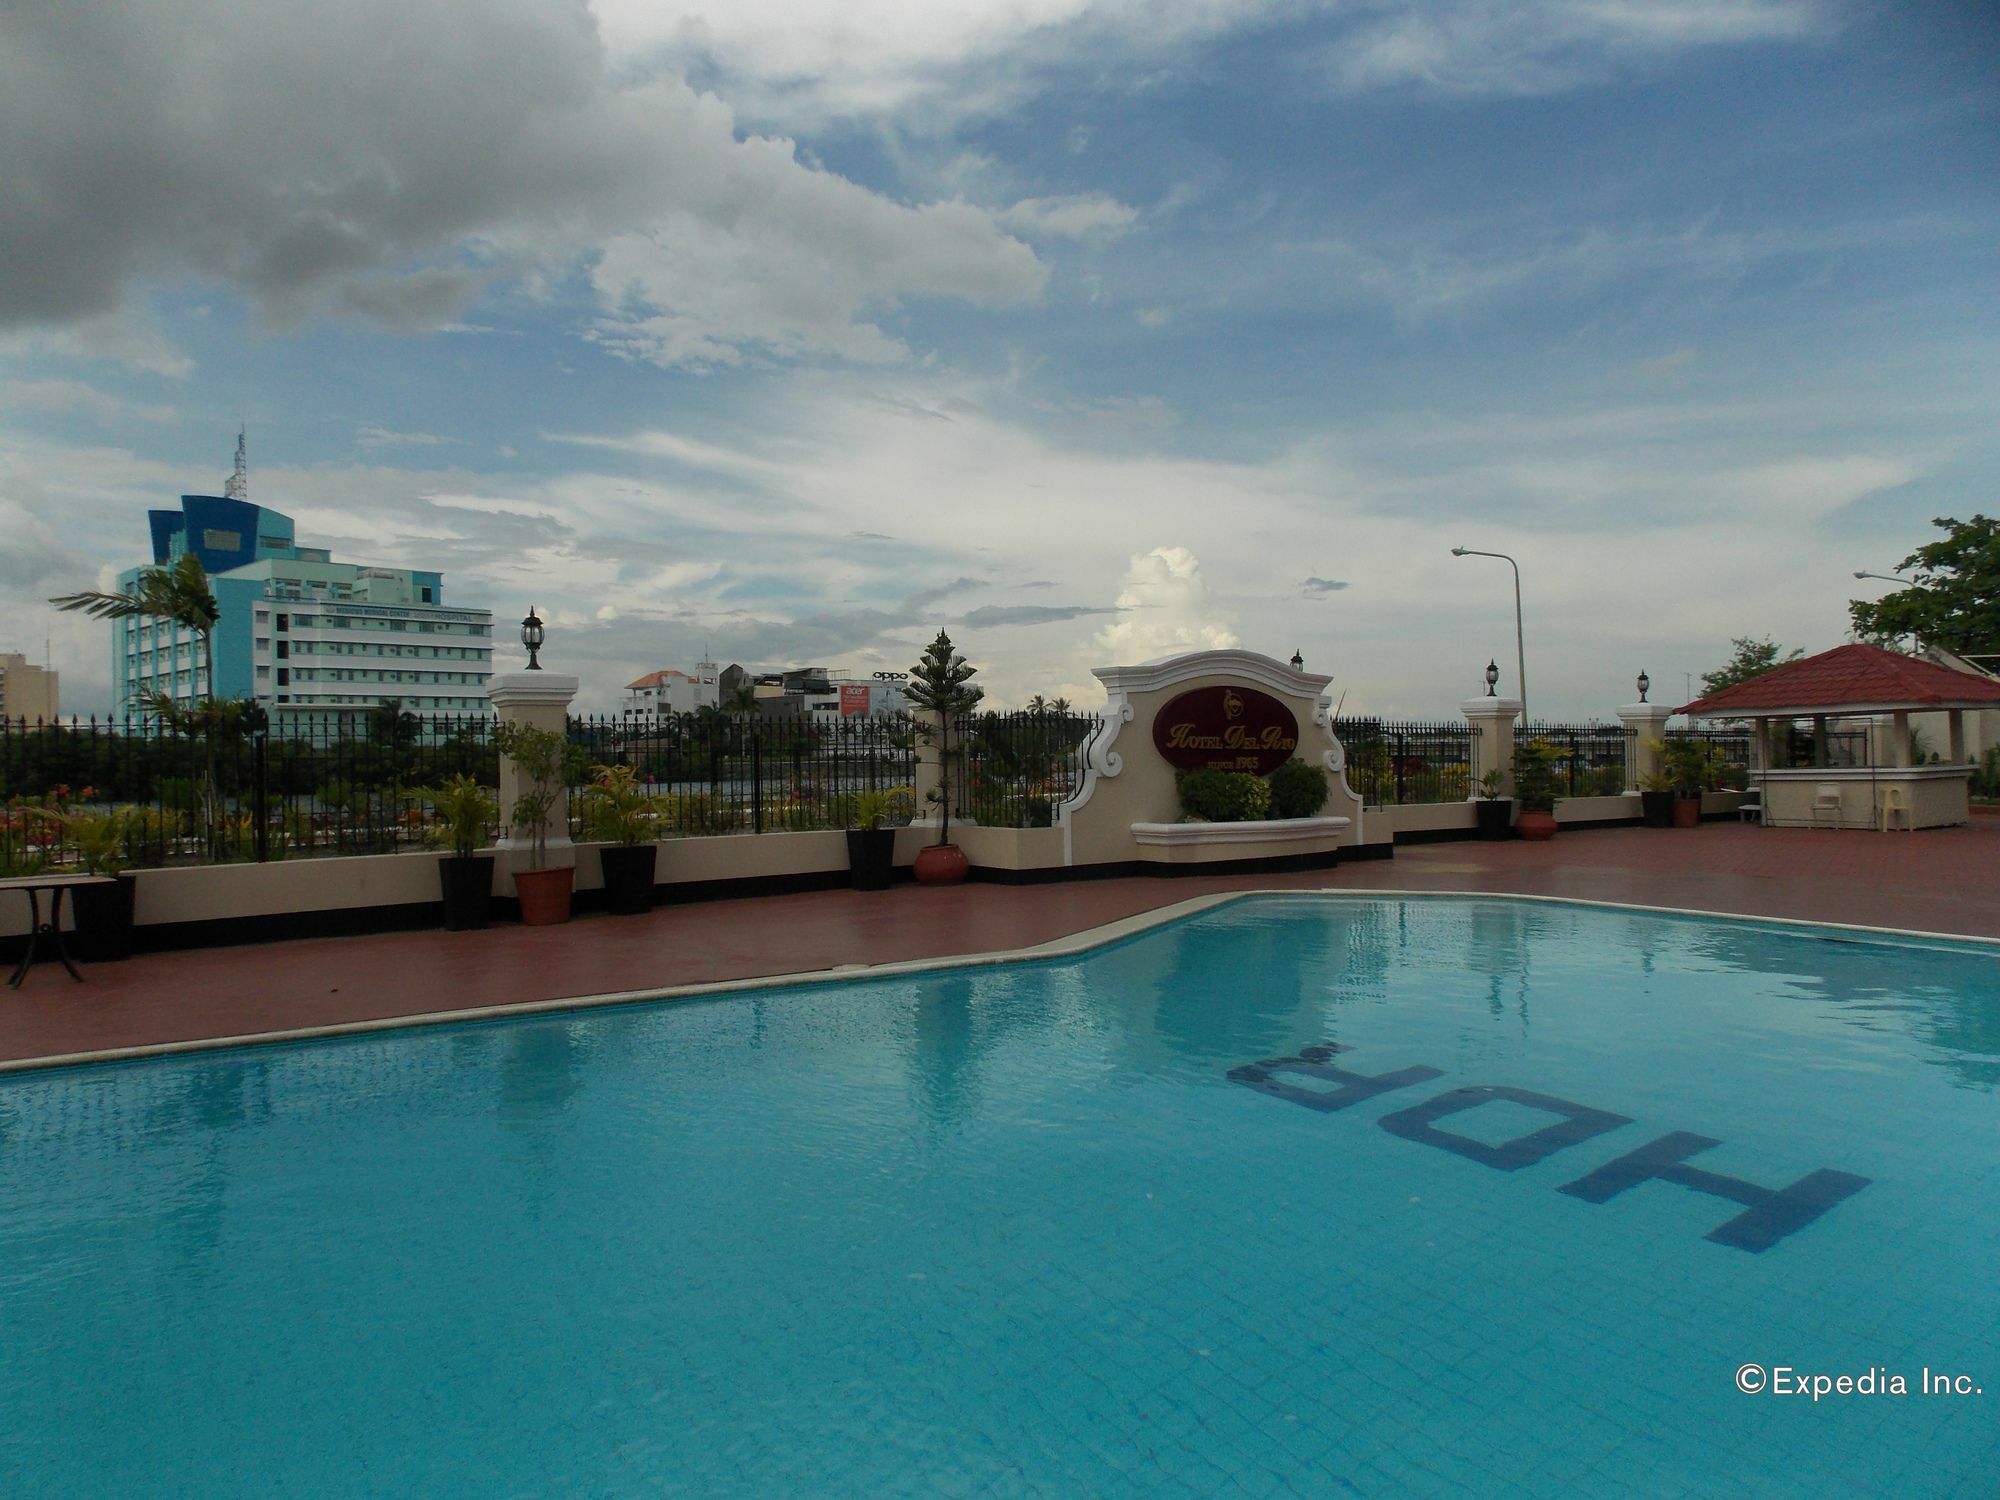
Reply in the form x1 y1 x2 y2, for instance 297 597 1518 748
1332 719 1478 807
1518 722 1632 797
952 709 1104 828
1 711 498 870
1667 728 1758 782
567 711 917 837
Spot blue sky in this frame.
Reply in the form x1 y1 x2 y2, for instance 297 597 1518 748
3 0 1995 715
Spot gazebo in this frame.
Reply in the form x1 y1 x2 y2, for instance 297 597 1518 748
1678 643 2000 829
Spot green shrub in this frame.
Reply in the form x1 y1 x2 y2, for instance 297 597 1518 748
1973 746 2000 800
1177 768 1271 822
1512 740 1571 815
1267 760 1328 819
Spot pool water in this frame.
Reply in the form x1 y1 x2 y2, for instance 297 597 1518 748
2 896 1995 1496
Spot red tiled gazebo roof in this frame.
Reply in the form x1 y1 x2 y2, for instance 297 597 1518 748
1679 643 2000 717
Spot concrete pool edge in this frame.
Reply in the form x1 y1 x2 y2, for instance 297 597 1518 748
5 887 1996 1075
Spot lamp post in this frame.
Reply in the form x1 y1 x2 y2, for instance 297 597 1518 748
1636 670 1650 704
521 607 545 671
1452 547 1526 720
1484 659 1499 696
1853 571 1919 651
1289 649 1304 671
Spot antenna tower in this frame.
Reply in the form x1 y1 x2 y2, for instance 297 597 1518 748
224 427 249 500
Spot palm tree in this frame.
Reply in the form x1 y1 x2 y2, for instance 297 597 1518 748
53 554 229 849
52 553 222 712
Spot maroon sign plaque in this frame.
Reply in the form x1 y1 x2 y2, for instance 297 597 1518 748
1152 686 1300 775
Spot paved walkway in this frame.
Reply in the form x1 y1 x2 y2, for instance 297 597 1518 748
3 819 1995 1069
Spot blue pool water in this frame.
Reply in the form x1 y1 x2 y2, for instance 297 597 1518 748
2 896 1996 1496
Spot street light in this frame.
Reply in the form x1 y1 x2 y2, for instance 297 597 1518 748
1289 649 1304 671
1853 570 1911 586
520 606 545 671
1636 670 1650 704
1484 660 1499 696
1452 546 1527 720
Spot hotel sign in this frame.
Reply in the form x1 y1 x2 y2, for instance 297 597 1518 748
1152 686 1299 775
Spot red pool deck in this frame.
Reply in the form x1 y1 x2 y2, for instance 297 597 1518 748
4 819 1996 1070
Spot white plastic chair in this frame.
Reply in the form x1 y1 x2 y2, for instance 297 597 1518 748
1877 785 1912 833
1811 785 1843 828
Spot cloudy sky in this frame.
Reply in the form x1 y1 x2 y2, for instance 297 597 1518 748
3 0 1994 716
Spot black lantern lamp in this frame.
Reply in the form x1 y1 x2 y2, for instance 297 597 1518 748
1637 669 1650 704
521 606 545 671
1484 659 1499 696
1290 649 1304 671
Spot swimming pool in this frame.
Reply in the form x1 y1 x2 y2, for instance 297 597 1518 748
1 895 1994 1495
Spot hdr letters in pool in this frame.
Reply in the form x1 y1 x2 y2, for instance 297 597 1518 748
1229 1042 1870 1253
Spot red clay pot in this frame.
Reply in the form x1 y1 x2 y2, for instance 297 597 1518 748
913 842 970 885
1515 810 1558 841
514 866 575 925
1671 797 1702 829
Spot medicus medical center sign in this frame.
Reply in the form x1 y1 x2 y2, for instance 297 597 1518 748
1151 687 1300 776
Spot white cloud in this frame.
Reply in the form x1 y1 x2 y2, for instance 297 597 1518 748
0 0 1044 367
1095 547 1241 663
592 0 1284 126
1321 0 1834 98
997 194 1141 240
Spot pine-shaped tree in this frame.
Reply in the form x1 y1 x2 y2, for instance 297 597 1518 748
905 630 984 844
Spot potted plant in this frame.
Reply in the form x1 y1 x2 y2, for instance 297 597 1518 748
1512 740 1567 841
421 774 498 931
62 804 140 961
493 721 575 924
1471 767 1514 841
579 763 661 914
906 630 984 885
1661 738 1718 829
845 788 908 891
1637 746 1677 829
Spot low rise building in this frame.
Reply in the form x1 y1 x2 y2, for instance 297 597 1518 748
0 652 59 723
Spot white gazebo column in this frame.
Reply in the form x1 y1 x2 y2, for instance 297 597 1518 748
1464 696 1524 797
1948 709 1967 764
1889 710 1912 767
489 670 580 868
1617 702 1676 792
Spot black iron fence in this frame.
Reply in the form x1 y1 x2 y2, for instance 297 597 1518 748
1 712 498 871
1518 722 1631 797
952 709 1103 827
1667 728 1758 782
1333 719 1477 806
567 711 917 836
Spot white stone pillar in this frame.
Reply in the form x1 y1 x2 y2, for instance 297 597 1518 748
1463 697 1524 797
489 671 580 869
1949 709 1967 764
1890 710 1912 767
1616 703 1676 792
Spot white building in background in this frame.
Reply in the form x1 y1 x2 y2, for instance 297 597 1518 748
0 651 60 723
623 660 722 718
112 444 494 728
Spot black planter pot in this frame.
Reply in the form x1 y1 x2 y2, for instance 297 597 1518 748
439 855 496 931
70 873 138 962
846 828 897 891
1474 798 1515 841
1640 790 1676 829
599 844 659 915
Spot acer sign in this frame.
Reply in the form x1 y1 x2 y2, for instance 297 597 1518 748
1151 686 1300 776
839 684 871 717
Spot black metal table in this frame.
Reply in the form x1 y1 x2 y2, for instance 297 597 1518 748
2 875 112 990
